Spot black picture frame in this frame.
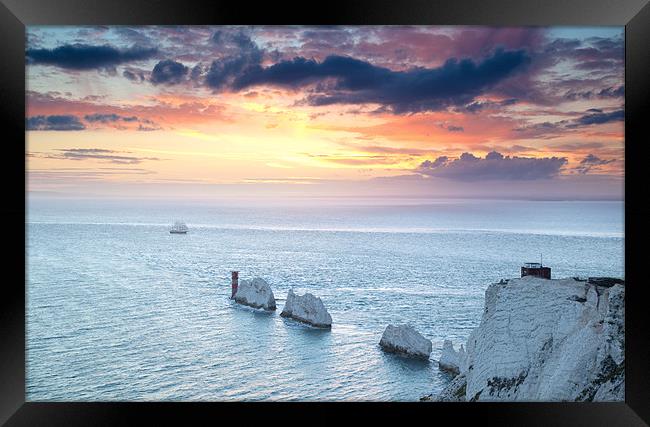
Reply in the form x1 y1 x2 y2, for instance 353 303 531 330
2 0 649 425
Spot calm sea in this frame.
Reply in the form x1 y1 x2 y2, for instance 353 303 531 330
26 198 624 401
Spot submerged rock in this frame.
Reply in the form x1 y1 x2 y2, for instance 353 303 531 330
439 340 467 375
280 289 332 328
379 324 432 359
434 276 625 402
234 277 276 311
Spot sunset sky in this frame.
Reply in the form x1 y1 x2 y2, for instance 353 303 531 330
26 26 624 201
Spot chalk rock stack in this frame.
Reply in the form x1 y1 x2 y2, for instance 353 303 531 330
280 289 332 328
438 340 467 375
379 324 432 359
233 277 277 311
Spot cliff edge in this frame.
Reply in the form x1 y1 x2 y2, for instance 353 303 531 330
434 276 624 402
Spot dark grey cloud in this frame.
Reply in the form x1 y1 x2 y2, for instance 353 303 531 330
564 85 624 101
211 29 258 51
436 122 465 133
205 32 264 91
86 114 158 130
150 59 189 85
206 53 262 90
573 109 624 126
137 124 162 131
27 115 85 131
113 28 152 46
26 44 158 70
28 113 159 131
36 148 161 164
83 113 158 130
514 120 568 135
514 109 624 136
460 98 518 113
494 34 623 105
542 36 624 69
417 151 567 181
543 38 582 53
84 113 139 123
227 49 531 113
123 68 146 82
190 64 204 81
421 156 449 169
575 154 616 174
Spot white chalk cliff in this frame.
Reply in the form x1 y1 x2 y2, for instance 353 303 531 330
435 276 625 402
280 289 332 328
234 277 276 311
379 324 432 359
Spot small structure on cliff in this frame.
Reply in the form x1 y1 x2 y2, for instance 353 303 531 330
521 262 551 279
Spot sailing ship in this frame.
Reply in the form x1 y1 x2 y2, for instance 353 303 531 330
170 221 189 234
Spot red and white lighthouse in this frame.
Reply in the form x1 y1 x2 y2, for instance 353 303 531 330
231 271 239 298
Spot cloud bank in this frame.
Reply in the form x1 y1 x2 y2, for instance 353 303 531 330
418 151 568 181
33 148 161 165
573 109 624 126
26 44 157 70
222 49 531 113
575 154 616 174
27 113 158 131
26 115 85 131
84 113 139 123
150 59 189 85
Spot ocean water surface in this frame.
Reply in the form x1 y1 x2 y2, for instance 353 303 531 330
26 198 624 401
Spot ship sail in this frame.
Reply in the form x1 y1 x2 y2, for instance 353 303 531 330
170 220 189 234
